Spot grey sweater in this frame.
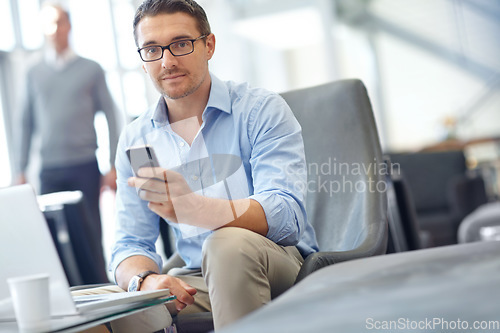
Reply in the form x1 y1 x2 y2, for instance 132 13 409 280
17 56 120 172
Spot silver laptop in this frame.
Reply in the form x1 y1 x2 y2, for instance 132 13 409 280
0 184 172 320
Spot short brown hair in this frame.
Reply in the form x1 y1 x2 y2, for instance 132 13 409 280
133 0 211 46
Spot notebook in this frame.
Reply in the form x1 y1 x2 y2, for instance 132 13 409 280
0 184 173 320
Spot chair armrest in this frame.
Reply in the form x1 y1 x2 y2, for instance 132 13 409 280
173 312 214 333
295 250 368 284
162 252 186 274
295 223 388 284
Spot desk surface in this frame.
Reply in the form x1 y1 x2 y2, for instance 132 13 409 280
220 241 500 333
0 297 171 333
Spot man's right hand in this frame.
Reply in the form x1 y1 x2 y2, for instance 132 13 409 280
15 174 27 185
141 274 197 313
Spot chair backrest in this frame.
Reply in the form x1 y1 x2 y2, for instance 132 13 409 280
280 79 387 259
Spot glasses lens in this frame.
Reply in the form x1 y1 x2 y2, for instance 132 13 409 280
140 46 163 61
170 40 194 56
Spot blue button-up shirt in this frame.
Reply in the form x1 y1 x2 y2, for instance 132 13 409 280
110 73 318 279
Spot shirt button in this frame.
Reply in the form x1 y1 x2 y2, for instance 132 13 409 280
179 142 185 147
191 175 199 181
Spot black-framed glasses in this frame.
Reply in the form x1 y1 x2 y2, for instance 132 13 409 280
137 35 207 62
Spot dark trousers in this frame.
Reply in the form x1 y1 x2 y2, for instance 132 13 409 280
40 159 108 283
40 159 102 233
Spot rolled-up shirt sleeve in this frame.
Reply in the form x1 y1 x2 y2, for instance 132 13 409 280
108 130 163 282
247 94 308 246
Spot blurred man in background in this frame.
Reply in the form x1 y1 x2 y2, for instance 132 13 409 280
15 2 121 283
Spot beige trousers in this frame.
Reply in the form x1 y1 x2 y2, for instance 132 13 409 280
75 227 303 332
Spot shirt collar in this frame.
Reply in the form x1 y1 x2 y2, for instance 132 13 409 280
151 72 231 128
205 73 231 115
151 98 169 128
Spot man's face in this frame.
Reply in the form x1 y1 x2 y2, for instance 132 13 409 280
136 12 215 100
41 6 71 54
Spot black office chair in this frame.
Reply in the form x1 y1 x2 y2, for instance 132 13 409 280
388 150 488 246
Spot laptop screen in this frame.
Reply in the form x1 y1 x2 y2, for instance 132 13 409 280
0 185 78 318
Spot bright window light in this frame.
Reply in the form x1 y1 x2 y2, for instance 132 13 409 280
234 7 324 50
0 1 15 51
0 94 12 187
18 0 43 49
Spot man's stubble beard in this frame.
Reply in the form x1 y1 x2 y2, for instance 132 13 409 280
156 71 207 101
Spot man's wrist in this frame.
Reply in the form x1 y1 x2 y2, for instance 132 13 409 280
139 272 161 291
176 193 207 225
127 270 158 292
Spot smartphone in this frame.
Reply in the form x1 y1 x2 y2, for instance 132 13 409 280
126 145 160 176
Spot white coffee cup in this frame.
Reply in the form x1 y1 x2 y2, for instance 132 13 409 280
7 274 51 331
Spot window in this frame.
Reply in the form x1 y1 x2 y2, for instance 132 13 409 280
0 77 12 187
18 0 43 50
0 0 15 51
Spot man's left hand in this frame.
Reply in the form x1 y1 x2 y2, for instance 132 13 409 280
128 167 202 223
